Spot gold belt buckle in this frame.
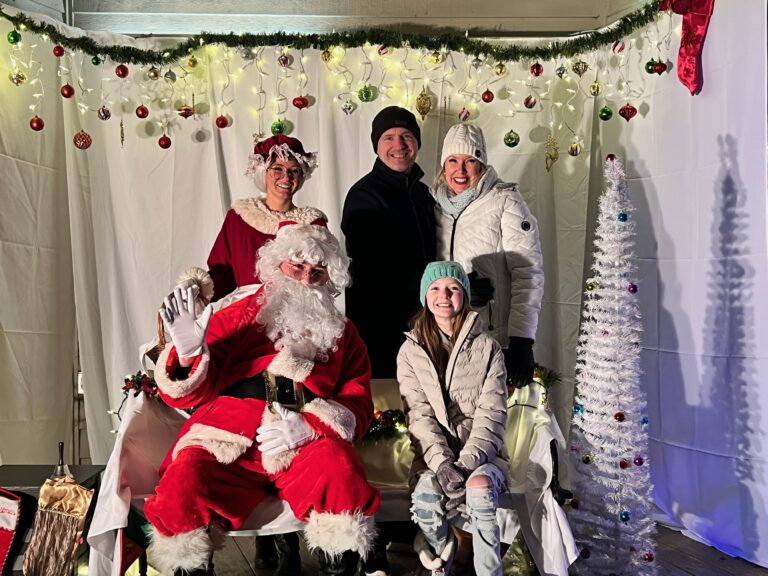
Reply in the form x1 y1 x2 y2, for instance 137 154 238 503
264 370 305 413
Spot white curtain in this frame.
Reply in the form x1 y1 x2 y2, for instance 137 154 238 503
0 2 765 567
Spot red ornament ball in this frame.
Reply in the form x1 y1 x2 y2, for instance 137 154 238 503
619 458 630 469
292 95 309 110
530 62 544 77
215 115 229 128
653 61 668 75
619 103 638 122
614 411 626 422
611 40 626 54
60 84 75 98
52 45 65 57
135 104 149 119
373 410 383 421
29 115 44 131
115 64 129 78
158 135 172 149
481 89 494 103
523 95 537 109
634 456 645 467
73 130 92 150
627 283 638 294
643 552 655 562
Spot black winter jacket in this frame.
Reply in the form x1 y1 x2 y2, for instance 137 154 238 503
341 158 436 378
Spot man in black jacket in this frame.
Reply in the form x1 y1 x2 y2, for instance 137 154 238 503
341 106 436 380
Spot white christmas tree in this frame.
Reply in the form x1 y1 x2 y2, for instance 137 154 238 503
568 154 657 575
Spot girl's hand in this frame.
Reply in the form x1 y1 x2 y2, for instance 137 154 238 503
436 461 468 499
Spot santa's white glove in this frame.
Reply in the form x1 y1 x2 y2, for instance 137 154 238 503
256 403 318 456
160 285 213 358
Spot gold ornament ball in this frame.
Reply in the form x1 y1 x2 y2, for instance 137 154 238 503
589 81 602 96
147 66 161 80
415 87 432 120
429 50 443 64
571 60 589 77
9 69 27 86
187 55 198 68
321 49 332 63
494 62 507 76
568 142 582 157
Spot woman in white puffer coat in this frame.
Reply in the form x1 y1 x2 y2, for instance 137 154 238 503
399 261 510 576
432 123 544 387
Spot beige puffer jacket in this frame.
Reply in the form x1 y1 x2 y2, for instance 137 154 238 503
433 166 544 343
397 311 509 479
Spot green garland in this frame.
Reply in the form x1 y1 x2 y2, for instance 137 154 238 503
1 1 660 66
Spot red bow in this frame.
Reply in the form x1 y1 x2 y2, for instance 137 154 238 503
660 0 716 95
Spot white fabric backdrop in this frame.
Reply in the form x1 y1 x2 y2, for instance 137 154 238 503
0 2 765 567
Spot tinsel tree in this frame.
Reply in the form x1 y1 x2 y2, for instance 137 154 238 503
568 154 657 575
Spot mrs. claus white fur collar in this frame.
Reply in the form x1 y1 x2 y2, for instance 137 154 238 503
233 198 326 235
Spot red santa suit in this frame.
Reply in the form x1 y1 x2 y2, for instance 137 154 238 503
143 288 380 571
206 199 326 301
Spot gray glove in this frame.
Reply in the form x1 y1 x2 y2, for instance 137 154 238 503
436 461 468 499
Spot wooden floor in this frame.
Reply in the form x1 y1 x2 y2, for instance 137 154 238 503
119 524 767 576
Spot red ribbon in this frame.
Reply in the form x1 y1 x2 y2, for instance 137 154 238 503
660 0 716 94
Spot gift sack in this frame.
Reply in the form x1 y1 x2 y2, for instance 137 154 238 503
22 476 93 576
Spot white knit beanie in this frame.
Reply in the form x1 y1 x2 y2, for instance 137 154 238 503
440 123 487 166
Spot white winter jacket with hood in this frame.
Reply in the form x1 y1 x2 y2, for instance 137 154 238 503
432 166 544 343
397 311 509 480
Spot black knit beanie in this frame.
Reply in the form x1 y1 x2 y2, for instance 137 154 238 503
370 106 421 151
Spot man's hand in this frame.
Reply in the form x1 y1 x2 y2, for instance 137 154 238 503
436 461 468 499
160 285 212 358
256 403 318 456
467 271 494 308
503 337 535 387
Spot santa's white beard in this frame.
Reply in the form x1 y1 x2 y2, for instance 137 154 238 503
256 275 346 362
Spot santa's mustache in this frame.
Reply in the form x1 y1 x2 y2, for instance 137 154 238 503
256 275 345 361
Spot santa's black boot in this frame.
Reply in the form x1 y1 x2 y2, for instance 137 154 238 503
274 532 302 575
253 534 278 569
172 557 214 576
316 549 360 576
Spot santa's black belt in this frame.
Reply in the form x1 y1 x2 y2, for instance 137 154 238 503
221 371 316 411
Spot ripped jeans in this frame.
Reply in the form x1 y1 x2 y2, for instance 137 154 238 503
411 463 505 576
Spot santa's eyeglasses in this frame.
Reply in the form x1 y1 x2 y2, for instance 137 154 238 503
279 260 329 285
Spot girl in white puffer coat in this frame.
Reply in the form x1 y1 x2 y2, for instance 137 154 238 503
398 261 509 576
432 123 544 388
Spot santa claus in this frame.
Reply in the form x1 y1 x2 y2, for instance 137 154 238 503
144 221 380 576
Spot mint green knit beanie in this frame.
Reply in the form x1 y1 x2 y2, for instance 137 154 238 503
419 261 471 305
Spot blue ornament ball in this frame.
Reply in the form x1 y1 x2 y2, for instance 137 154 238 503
641 416 650 425
573 403 585 415
620 510 631 522
618 211 628 222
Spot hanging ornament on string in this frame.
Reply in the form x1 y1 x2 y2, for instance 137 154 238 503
523 95 537 109
612 40 626 54
120 118 125 148
572 60 589 78
115 64 129 78
644 59 657 74
568 141 582 157
503 129 520 148
415 87 432 119
292 96 309 110
7 30 21 44
530 62 544 77
186 55 198 68
52 45 65 58
177 104 194 119
73 130 93 150
481 89 494 103
147 66 161 80
619 103 638 122
135 104 149 119
29 115 44 131
471 56 483 69
589 80 603 96
321 49 332 63
271 118 287 135
164 69 177 83
429 50 444 65
97 106 112 121
545 134 559 171
277 53 291 68
458 107 470 122
377 44 390 57
9 69 27 86
555 64 567 79
357 84 376 103
341 99 355 115
653 60 668 75
158 134 172 149
494 62 507 76
60 84 75 98
599 105 613 121
91 55 102 66
215 114 230 128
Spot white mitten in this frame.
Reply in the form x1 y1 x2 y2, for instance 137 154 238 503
256 402 318 456
160 285 213 358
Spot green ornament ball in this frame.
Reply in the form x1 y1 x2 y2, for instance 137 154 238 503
357 84 376 103
91 56 102 66
7 30 21 44
582 454 594 464
270 119 287 135
587 280 599 291
503 129 520 148
645 59 656 74
599 106 613 121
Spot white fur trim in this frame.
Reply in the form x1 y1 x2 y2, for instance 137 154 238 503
154 346 210 399
175 267 214 302
302 398 356 442
233 198 326 235
268 347 314 382
304 510 377 558
172 423 253 465
414 529 456 570
148 525 214 575
258 404 300 474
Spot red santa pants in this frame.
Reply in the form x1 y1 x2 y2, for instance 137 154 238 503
144 437 380 536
